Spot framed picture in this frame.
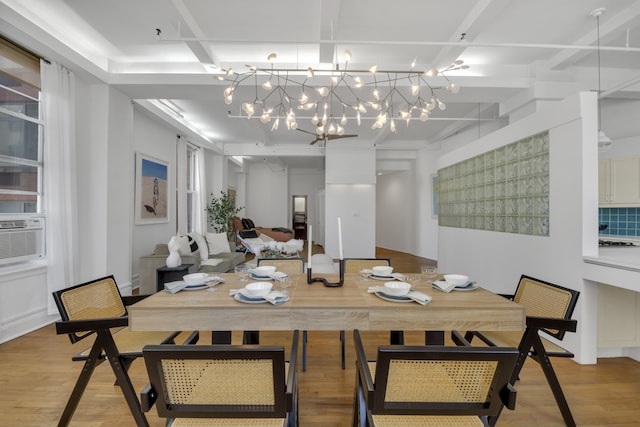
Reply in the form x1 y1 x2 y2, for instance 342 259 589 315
135 153 169 224
431 173 439 218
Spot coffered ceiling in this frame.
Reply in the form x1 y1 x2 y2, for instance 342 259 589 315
3 0 640 170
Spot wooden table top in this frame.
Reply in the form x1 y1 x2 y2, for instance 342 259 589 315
128 273 525 333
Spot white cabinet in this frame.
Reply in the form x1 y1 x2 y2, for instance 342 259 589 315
599 157 640 207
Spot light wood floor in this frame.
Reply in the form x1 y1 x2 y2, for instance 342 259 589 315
2 248 640 426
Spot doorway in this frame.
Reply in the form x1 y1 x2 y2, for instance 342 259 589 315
292 195 307 240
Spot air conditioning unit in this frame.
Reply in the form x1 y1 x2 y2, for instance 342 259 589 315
0 217 45 265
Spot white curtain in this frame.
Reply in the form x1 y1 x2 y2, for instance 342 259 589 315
41 60 79 314
193 147 207 234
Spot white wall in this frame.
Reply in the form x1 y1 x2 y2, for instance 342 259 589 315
376 167 417 254
325 141 376 259
130 107 182 286
437 92 598 364
245 162 288 228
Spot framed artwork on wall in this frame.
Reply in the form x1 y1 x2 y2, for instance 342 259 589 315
135 152 169 224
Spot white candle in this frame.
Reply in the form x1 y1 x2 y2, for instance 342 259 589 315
338 217 344 260
307 225 312 269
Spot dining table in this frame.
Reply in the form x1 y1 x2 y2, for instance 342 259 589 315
128 273 525 339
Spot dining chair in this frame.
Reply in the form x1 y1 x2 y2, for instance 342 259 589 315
352 329 519 427
452 274 580 427
343 258 402 367
52 275 198 426
141 329 300 427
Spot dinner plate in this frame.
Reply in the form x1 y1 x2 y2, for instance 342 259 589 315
249 273 274 281
452 283 479 291
234 293 270 303
369 274 395 281
183 284 209 291
374 291 413 303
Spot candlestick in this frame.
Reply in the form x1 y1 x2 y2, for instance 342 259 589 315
307 225 312 269
338 217 343 260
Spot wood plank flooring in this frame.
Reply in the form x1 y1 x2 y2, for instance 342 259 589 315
2 248 640 426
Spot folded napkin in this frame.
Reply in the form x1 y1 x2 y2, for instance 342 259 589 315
164 280 188 294
269 271 289 281
367 286 432 305
432 280 475 293
229 288 290 305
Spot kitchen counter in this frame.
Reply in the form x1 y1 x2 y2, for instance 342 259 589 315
583 246 640 292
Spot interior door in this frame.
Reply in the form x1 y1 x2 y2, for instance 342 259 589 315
292 195 307 240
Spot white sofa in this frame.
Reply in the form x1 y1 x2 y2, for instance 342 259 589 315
138 233 245 295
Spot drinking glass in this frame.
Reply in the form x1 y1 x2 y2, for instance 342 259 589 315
235 264 249 282
421 265 438 284
360 269 371 282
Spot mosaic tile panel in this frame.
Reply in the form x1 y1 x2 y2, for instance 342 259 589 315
438 131 549 236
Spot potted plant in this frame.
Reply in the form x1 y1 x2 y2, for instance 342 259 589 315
206 191 243 241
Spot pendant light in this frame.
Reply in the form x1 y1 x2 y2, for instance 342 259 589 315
592 8 612 151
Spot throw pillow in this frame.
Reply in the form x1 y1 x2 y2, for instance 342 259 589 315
175 234 194 256
239 229 258 238
206 232 231 255
242 218 256 230
189 232 209 261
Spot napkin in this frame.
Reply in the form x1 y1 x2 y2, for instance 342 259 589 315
367 286 432 305
229 289 290 305
432 280 458 293
164 280 188 293
269 272 289 281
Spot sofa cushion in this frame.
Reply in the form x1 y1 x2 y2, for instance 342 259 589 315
206 232 231 255
176 234 199 257
189 232 209 261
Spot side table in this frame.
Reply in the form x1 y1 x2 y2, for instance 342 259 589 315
156 264 194 292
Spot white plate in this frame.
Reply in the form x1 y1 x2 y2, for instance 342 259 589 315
374 291 413 303
249 273 274 281
183 284 209 291
452 283 479 291
369 274 395 281
233 293 269 304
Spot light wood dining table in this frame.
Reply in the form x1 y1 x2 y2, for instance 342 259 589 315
128 273 525 335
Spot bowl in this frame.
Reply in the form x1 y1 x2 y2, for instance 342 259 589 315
384 281 411 296
254 266 276 276
244 281 273 297
372 266 393 277
183 273 209 286
444 274 470 286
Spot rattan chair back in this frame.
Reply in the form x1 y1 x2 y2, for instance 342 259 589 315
258 257 304 275
513 275 579 339
53 275 126 343
142 330 299 424
343 258 390 273
353 330 518 425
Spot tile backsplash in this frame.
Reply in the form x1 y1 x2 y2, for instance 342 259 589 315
599 207 640 237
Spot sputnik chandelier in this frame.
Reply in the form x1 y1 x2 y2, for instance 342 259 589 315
220 50 466 135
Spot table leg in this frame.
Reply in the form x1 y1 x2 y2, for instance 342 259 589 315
425 331 444 345
211 331 232 344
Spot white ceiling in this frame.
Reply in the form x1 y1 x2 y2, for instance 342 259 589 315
3 0 640 170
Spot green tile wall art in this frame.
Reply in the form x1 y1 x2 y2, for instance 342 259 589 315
438 131 549 236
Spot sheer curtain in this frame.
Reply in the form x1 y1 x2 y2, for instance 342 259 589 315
193 147 207 234
41 60 79 314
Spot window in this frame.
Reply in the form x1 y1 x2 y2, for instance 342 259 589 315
0 37 42 214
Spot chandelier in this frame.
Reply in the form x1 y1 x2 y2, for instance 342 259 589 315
220 50 466 135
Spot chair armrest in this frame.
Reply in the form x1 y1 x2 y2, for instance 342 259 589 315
140 384 157 412
498 293 515 300
450 330 472 346
122 294 149 306
55 316 128 335
526 316 577 333
353 330 375 407
285 330 300 412
500 383 517 410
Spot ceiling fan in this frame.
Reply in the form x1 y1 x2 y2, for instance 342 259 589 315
296 127 358 145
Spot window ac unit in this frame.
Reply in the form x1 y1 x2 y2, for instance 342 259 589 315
0 217 45 265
